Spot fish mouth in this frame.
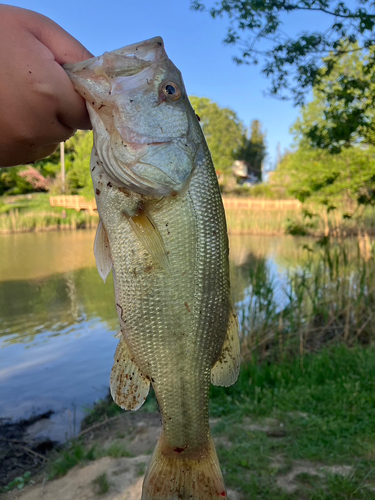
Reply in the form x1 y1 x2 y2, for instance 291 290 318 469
147 141 171 146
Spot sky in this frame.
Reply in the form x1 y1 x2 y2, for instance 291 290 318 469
3 0 328 171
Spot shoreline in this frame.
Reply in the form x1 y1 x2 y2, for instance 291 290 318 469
1 194 374 237
0 222 373 239
2 346 375 498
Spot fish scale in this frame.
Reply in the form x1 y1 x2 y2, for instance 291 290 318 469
65 36 240 500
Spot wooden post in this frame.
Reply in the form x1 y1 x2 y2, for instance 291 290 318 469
60 142 65 194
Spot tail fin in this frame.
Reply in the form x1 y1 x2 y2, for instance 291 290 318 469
142 433 226 500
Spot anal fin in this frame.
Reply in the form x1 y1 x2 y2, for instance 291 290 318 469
211 304 241 387
127 204 170 272
94 220 112 283
110 336 150 411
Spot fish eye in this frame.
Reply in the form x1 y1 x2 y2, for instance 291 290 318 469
162 82 182 101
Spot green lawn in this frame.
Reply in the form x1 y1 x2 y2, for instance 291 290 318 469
210 345 375 499
16 345 375 499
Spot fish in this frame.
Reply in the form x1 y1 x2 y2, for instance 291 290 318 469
64 36 240 500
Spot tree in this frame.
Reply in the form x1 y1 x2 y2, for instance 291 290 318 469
295 43 375 151
191 1 375 146
273 145 375 206
189 96 245 175
273 61 375 205
236 119 266 180
0 166 31 195
18 166 50 191
65 131 94 197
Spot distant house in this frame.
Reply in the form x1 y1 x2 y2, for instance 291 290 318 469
215 170 224 184
232 160 261 185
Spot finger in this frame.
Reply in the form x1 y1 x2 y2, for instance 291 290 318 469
6 30 90 137
52 61 92 130
0 143 60 168
7 6 93 131
10 6 93 63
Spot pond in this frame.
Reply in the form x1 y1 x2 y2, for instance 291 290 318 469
0 230 309 442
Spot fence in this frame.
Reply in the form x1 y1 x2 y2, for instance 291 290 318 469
49 195 301 214
222 198 301 211
49 196 97 215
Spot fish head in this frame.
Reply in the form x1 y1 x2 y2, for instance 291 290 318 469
65 37 200 197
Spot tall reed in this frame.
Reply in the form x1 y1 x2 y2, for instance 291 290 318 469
225 203 375 237
0 210 98 234
239 236 375 362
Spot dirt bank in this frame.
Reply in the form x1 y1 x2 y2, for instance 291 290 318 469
2 411 241 500
0 412 56 489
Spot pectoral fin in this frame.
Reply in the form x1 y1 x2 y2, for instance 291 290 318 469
211 305 240 387
94 220 112 283
128 204 170 272
110 336 150 411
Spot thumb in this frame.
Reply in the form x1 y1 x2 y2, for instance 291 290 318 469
15 6 93 64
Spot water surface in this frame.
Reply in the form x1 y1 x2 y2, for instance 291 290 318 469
0 230 308 441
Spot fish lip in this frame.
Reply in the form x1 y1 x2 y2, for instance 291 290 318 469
120 140 171 151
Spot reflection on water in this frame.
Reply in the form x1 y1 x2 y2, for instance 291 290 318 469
0 230 310 441
229 233 311 305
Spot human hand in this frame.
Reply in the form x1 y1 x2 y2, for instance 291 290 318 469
0 5 93 167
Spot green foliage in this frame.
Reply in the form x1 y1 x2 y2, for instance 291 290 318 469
92 473 110 495
48 438 131 481
294 44 375 151
82 388 158 431
211 346 375 498
0 166 35 195
48 440 96 479
272 49 375 202
0 208 98 234
274 144 375 204
66 131 94 197
211 344 375 451
103 442 132 458
0 132 94 197
236 119 266 180
2 472 32 492
0 147 62 196
191 1 375 147
189 96 245 174
81 392 123 430
191 1 375 103
235 239 375 364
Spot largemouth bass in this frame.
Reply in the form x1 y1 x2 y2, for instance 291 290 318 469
65 37 240 500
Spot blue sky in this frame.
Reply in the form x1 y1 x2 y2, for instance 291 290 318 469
3 0 326 171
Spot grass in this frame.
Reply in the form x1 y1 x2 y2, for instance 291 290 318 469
3 192 375 237
92 473 110 495
43 348 375 497
217 237 375 497
0 193 98 233
5 230 373 498
225 202 375 237
47 439 132 480
2 472 32 492
225 207 299 235
210 345 375 499
81 387 158 432
238 237 375 362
